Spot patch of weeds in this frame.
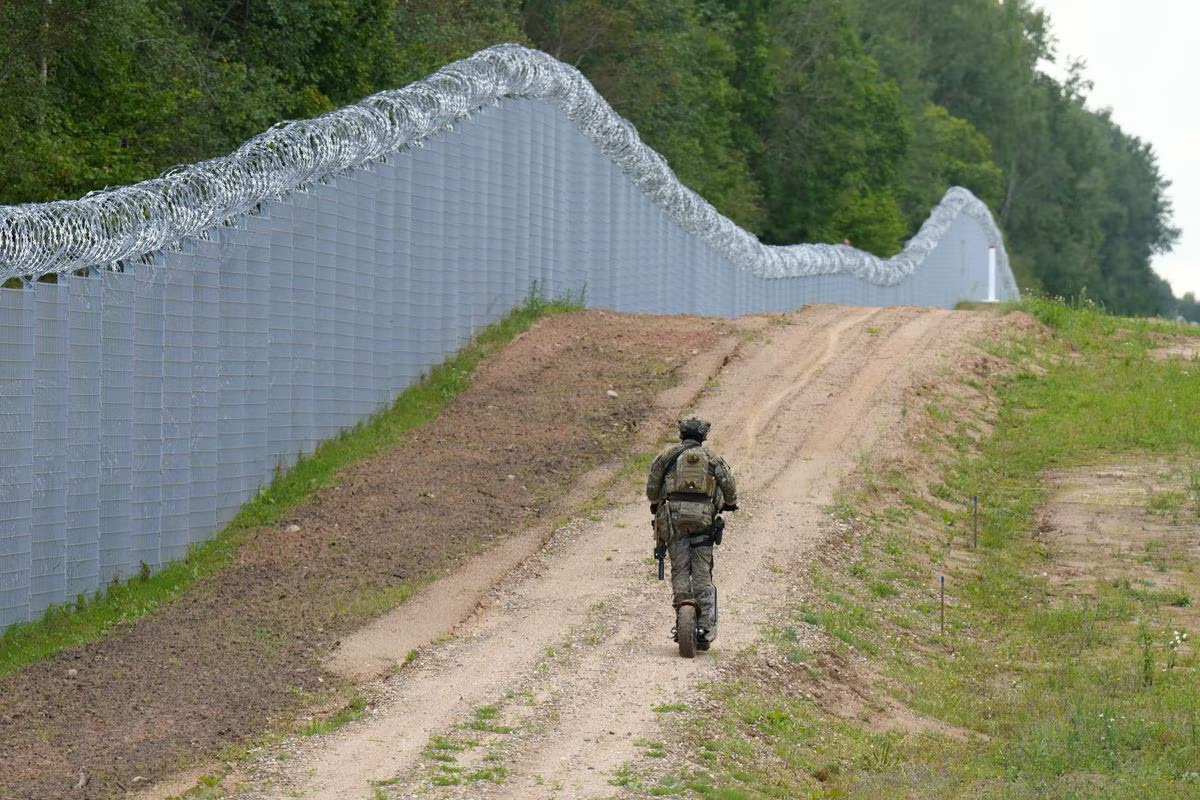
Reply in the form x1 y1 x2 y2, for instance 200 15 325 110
670 681 834 796
637 738 668 758
368 775 404 798
580 600 614 645
929 481 955 501
466 764 508 783
647 775 695 795
431 765 464 786
868 581 899 599
859 732 903 771
653 703 690 713
213 741 256 764
1164 592 1191 608
1137 539 1172 573
609 764 639 788
464 704 516 734
302 694 367 737
165 772 230 800
575 491 611 522
1147 489 1187 520
423 734 477 762
737 327 763 343
1188 469 1200 515
768 624 813 664
622 451 656 483
808 592 880 655
506 689 537 706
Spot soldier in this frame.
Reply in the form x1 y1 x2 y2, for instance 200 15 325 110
646 417 738 649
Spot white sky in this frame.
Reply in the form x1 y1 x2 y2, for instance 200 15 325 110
1033 0 1199 298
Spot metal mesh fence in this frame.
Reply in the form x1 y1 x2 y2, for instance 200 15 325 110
0 47 1017 631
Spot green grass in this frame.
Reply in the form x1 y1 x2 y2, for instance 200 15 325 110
412 703 516 790
302 694 368 737
463 703 516 734
632 298 1200 798
0 285 582 677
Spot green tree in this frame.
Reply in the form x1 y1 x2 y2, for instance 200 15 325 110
848 0 1179 313
897 103 1004 231
1177 293 1200 324
179 0 405 117
753 0 910 253
0 0 288 203
522 0 766 230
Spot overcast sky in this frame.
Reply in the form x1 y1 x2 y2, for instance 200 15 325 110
1032 0 1199 298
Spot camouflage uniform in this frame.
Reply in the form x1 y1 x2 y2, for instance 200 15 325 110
646 418 738 645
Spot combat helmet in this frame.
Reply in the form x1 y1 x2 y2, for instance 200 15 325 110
678 417 711 442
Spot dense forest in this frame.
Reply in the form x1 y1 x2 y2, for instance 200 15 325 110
0 0 1186 318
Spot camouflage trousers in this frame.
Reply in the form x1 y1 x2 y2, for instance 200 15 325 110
667 538 717 642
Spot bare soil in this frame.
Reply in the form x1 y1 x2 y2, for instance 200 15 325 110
0 305 1023 800
1038 461 1200 626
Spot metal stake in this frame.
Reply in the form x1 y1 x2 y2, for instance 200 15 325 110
973 495 979 549
940 576 946 635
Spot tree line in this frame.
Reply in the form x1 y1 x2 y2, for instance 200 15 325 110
0 0 1184 318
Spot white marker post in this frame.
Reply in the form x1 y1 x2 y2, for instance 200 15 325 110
986 245 998 303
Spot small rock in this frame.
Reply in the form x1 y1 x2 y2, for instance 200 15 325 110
66 668 78 679
286 524 301 534
605 389 619 398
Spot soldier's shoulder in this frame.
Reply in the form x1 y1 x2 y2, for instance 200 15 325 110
707 449 734 468
650 445 677 465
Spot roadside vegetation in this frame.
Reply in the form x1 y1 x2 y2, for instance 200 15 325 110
0 287 580 678
626 297 1200 798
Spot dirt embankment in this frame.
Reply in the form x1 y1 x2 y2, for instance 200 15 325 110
0 305 1021 800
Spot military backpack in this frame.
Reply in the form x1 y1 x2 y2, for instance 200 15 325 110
670 449 717 498
666 447 717 534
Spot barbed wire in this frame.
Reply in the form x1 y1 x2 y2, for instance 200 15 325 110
0 44 1013 291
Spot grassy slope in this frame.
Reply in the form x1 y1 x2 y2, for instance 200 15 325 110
623 298 1200 799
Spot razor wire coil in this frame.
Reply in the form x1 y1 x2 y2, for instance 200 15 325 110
0 44 1011 291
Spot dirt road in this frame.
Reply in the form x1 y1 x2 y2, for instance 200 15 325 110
206 304 1007 800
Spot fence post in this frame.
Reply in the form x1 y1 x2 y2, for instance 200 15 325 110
986 245 998 303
